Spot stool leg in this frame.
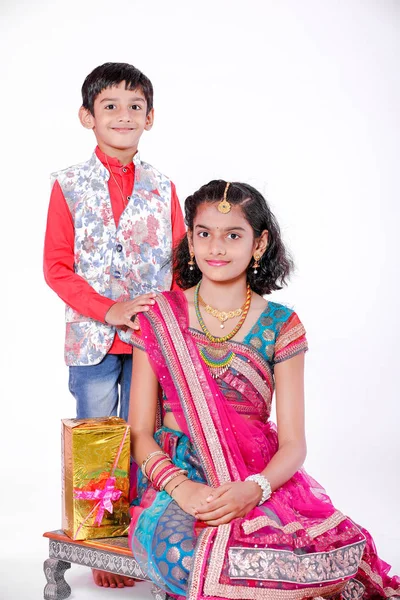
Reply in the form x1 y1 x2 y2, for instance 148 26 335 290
43 558 71 600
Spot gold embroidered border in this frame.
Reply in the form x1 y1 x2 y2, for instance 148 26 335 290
187 527 215 600
228 541 365 582
231 356 272 411
149 311 217 486
242 515 304 535
275 323 306 352
360 560 400 596
274 340 308 364
203 525 364 599
341 579 365 600
157 295 232 484
307 510 347 539
242 510 347 539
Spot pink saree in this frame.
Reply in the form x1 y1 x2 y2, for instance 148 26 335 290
129 291 399 600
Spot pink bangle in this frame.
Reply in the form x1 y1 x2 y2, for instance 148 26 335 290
153 465 178 489
141 450 168 477
148 457 172 481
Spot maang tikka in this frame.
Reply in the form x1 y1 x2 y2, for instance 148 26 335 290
218 182 231 213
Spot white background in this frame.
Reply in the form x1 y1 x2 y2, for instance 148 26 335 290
1 1 399 599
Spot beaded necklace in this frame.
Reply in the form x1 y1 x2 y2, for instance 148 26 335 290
194 282 252 378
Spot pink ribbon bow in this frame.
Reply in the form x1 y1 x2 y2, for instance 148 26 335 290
74 477 122 525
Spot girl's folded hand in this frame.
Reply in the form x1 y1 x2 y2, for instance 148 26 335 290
193 481 262 526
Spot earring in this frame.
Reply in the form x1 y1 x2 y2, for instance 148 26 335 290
188 252 195 271
253 254 261 274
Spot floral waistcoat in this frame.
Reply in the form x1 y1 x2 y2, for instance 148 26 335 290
52 152 173 366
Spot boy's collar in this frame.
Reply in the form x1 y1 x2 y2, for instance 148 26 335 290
95 146 141 169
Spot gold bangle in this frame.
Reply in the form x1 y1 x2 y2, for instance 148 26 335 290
159 469 188 492
141 450 168 477
170 477 190 497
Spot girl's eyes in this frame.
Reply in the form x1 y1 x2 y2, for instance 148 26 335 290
197 231 240 240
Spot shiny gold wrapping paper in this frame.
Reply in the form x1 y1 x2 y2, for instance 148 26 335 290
62 417 131 541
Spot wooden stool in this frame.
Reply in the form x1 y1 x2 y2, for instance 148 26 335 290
43 530 166 599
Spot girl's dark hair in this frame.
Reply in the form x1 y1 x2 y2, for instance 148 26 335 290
81 62 153 115
174 180 294 295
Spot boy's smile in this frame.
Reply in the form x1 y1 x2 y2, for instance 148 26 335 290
79 81 154 164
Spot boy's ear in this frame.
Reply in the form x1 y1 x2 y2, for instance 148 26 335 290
145 108 154 131
79 106 95 129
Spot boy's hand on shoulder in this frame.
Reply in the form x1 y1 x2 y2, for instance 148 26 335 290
105 293 157 330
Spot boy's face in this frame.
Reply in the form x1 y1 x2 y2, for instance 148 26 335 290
79 81 154 157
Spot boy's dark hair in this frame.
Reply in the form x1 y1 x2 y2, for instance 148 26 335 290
81 62 153 115
174 180 294 295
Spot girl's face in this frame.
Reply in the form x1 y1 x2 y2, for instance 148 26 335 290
189 202 268 284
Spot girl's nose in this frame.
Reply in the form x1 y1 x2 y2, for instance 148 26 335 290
209 240 226 256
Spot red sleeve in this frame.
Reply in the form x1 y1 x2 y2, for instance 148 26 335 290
43 180 115 322
171 182 186 248
170 182 186 291
273 312 308 364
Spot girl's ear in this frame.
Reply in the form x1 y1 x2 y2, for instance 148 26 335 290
79 106 95 129
254 230 269 257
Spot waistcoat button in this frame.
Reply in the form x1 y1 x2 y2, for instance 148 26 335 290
127 196 131 201
114 270 121 279
116 244 123 252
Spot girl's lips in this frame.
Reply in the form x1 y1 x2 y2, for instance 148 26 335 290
206 260 230 267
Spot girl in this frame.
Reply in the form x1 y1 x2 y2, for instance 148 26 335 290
127 180 399 600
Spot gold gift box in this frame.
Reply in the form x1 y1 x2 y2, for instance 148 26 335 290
62 417 131 541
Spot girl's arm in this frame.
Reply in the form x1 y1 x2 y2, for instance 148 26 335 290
128 346 161 466
129 346 213 504
259 352 307 490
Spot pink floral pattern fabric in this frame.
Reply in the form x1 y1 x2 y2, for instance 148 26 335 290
52 153 173 365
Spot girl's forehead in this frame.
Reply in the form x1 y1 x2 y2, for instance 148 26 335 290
194 202 248 224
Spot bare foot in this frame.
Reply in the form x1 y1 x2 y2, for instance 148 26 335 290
92 569 136 588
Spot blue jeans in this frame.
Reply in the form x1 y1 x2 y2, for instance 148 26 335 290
69 354 132 422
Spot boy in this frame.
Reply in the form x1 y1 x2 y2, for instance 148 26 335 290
44 63 185 587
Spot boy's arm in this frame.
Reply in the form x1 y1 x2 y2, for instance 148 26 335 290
170 182 186 291
43 180 115 323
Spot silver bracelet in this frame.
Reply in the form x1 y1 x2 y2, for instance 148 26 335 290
245 474 272 505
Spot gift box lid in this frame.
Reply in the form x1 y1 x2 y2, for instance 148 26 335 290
62 417 128 430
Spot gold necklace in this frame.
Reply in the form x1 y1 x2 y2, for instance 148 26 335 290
105 155 128 208
194 282 252 343
198 294 247 329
